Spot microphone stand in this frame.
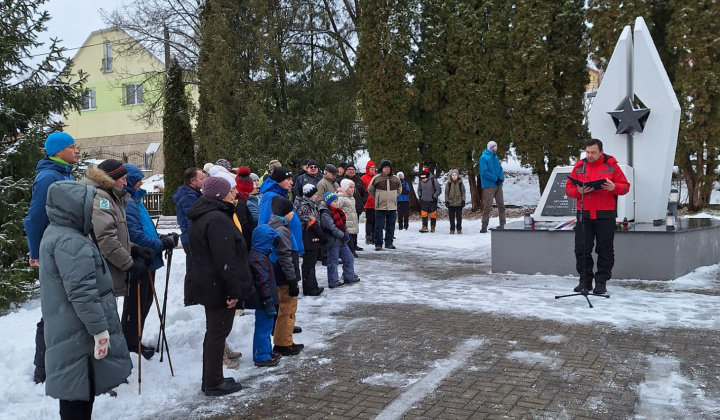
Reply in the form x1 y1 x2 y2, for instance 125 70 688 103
555 159 609 308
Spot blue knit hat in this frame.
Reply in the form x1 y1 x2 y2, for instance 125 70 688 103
45 132 75 156
324 191 338 205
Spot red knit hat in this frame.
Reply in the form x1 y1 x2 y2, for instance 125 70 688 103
235 166 254 194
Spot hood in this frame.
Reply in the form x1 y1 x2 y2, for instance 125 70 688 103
84 165 118 191
172 184 201 202
365 160 376 173
259 178 287 196
482 149 496 158
36 156 73 176
187 195 234 221
122 164 147 200
251 224 281 255
46 181 96 236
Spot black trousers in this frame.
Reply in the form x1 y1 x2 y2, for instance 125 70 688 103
574 217 616 284
203 305 235 388
397 201 410 229
448 206 462 231
122 265 154 349
59 357 95 420
34 318 45 381
301 247 321 294
349 234 359 251
365 208 375 240
182 242 195 306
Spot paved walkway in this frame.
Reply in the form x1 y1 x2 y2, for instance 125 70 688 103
168 234 720 419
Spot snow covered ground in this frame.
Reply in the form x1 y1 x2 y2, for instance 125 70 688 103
2 214 720 418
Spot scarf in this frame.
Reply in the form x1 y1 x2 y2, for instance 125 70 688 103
329 206 347 234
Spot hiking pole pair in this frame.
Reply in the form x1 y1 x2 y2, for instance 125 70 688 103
148 270 174 376
156 247 173 363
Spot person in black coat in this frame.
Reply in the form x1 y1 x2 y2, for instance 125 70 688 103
188 177 253 396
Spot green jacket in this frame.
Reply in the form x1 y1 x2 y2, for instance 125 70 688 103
445 177 466 207
40 181 132 401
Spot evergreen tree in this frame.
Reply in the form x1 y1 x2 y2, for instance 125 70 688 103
506 0 588 190
357 0 421 177
0 0 85 310
161 59 195 216
667 0 720 211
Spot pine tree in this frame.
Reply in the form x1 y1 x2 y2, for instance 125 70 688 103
0 0 85 310
357 0 421 177
161 59 195 216
506 0 588 190
667 0 720 211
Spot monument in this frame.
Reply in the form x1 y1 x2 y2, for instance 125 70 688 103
491 17 720 281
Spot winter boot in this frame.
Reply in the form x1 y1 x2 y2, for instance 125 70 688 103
480 226 488 233
419 217 429 232
457 230 462 234
450 230 455 234
365 234 373 245
573 277 593 293
430 218 436 233
431 225 435 233
223 353 240 369
225 342 242 360
273 343 304 356
593 281 607 295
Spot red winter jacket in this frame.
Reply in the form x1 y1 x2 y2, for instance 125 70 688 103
361 160 377 210
565 153 630 219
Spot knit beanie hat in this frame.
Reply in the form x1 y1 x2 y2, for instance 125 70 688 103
270 166 293 183
307 159 318 168
235 166 254 193
203 176 231 200
340 179 354 191
271 195 294 217
249 173 259 182
449 169 459 177
203 162 214 173
302 158 310 166
324 164 338 175
379 159 392 170
419 168 429 179
268 159 282 171
97 159 128 180
487 141 498 151
397 171 405 179
215 158 232 170
45 132 75 156
338 162 347 170
303 183 318 198
346 162 356 170
324 191 338 206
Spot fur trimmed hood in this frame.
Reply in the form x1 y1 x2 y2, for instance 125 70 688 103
84 166 120 191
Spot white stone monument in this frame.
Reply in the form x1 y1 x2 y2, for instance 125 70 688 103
534 17 680 223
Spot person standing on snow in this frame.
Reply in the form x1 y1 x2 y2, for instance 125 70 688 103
417 168 441 233
172 167 204 306
24 132 79 384
445 169 466 234
479 141 506 233
40 181 132 419
360 161 377 245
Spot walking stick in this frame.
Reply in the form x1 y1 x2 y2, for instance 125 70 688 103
149 271 174 376
156 248 173 361
137 280 142 395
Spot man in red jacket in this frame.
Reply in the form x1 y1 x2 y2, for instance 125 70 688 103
565 139 630 295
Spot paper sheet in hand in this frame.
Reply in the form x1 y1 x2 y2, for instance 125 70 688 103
568 176 607 190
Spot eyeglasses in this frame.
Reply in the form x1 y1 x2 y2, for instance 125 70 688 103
309 165 318 169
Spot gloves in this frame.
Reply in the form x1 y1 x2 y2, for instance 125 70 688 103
263 298 277 318
160 233 179 249
288 282 300 297
93 330 110 360
496 179 502 186
128 259 148 282
160 236 175 251
461 201 466 208
132 246 155 266
343 232 350 243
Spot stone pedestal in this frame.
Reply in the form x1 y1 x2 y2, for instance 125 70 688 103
491 219 720 281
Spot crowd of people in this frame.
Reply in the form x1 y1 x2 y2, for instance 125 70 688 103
25 132 514 416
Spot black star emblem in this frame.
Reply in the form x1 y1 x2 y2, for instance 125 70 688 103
608 97 651 135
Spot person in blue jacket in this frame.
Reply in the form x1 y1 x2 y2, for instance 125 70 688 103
396 171 410 231
24 132 79 384
123 164 177 359
172 167 204 306
478 141 506 233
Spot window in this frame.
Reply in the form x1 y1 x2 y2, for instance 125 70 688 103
81 88 96 110
125 83 143 105
102 42 112 73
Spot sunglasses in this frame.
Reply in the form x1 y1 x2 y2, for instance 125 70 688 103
309 165 318 169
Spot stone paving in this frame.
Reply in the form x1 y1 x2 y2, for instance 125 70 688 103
170 240 720 419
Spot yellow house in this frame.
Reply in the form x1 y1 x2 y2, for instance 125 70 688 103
64 29 166 175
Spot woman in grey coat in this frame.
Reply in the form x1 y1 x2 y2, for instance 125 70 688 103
40 181 132 419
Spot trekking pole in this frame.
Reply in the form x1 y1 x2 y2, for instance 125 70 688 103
137 280 142 395
157 248 173 361
149 271 174 376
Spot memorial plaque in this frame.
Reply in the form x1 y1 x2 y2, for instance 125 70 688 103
540 172 577 217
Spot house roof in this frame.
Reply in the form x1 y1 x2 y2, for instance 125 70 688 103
70 27 165 67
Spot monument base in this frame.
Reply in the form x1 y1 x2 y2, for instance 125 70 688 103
491 219 720 280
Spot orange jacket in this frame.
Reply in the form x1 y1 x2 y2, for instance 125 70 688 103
565 154 630 219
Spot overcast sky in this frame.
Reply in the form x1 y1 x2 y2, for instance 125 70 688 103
39 0 126 56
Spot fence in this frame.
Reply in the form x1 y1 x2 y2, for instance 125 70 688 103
142 192 163 216
87 150 156 172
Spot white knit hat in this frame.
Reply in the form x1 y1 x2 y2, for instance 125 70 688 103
340 179 355 191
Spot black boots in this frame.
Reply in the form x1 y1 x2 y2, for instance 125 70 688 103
573 277 593 293
593 281 607 295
